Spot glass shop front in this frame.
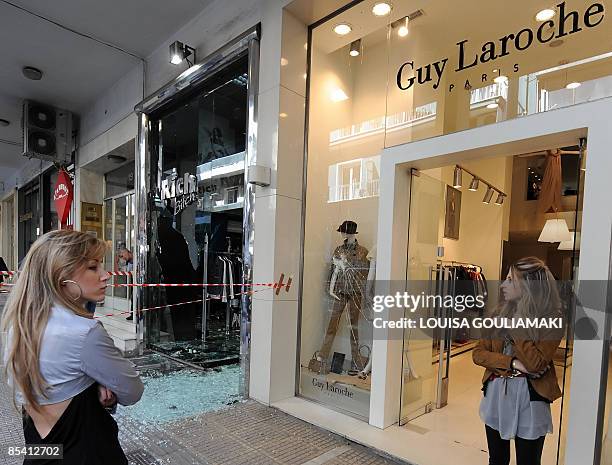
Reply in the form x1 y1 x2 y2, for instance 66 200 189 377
135 28 260 403
298 1 611 464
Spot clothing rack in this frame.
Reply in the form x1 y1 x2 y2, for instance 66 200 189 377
437 259 481 271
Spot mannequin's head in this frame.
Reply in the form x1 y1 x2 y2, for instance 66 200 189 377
337 220 358 242
341 232 356 244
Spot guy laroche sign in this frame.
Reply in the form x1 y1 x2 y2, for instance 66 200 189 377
396 1 605 93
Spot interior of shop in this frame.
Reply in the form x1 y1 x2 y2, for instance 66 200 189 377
398 144 585 465
144 53 248 369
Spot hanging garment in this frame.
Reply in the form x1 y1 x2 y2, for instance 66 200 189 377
226 256 235 300
219 256 228 303
537 150 562 213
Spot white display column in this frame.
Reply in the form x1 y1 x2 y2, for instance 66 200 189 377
248 1 308 404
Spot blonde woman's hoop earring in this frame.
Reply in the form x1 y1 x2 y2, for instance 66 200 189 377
61 279 83 302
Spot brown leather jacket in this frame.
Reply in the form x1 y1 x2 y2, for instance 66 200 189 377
472 338 562 402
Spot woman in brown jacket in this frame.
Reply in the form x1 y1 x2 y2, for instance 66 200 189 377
473 257 563 465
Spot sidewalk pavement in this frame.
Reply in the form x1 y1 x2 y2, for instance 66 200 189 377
1 377 405 465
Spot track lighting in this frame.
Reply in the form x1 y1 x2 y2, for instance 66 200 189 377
455 165 505 205
453 166 462 188
349 39 361 57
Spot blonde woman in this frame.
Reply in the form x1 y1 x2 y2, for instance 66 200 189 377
1 230 143 465
473 257 563 465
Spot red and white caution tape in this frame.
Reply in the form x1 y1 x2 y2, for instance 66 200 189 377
93 286 273 319
108 282 278 288
107 271 132 276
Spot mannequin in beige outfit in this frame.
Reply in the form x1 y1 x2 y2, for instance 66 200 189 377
309 221 369 373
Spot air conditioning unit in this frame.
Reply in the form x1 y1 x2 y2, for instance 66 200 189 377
22 100 73 164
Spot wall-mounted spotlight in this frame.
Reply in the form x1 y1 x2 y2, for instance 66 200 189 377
468 177 479 191
494 193 505 205
453 166 462 188
391 16 410 37
398 17 409 37
349 39 361 57
169 41 196 66
482 187 495 204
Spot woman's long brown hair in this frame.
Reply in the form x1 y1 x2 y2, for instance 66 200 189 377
1 230 106 412
496 256 562 341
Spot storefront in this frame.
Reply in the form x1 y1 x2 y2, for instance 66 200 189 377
134 26 260 395
17 166 73 261
289 1 612 464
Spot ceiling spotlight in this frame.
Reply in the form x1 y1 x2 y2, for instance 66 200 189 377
279 113 288 118
453 166 462 189
0 118 9 127
372 3 392 16
535 8 556 22
22 66 43 81
468 177 479 191
486 102 499 109
494 193 505 205
398 17 409 37
566 82 581 89
333 23 352 35
169 40 196 66
482 187 494 204
349 39 361 57
494 75 508 84
280 57 289 66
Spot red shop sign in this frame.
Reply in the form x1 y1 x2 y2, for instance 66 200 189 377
53 169 73 226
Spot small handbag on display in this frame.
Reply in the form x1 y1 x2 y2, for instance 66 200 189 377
307 351 328 374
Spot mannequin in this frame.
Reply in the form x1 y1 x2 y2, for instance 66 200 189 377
309 220 370 374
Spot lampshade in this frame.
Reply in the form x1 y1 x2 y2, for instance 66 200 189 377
558 232 581 250
468 177 479 191
538 219 572 243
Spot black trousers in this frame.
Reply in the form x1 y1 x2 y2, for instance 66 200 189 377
485 425 546 465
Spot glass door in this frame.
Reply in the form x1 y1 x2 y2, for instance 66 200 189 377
400 170 446 424
144 53 248 368
103 192 135 314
